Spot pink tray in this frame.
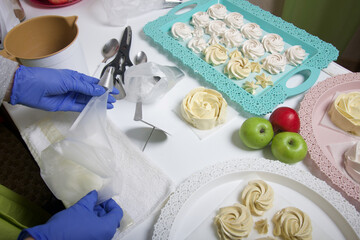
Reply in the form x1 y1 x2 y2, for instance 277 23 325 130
299 72 360 210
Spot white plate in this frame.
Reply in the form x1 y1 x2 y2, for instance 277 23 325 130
153 158 360 240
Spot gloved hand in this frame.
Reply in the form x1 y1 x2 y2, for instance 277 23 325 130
18 190 123 240
10 66 120 112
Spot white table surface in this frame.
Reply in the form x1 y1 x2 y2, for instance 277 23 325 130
5 1 352 239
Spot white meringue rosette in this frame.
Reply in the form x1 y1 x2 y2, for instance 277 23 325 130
171 22 193 41
181 87 227 130
285 45 307 66
207 3 227 20
242 39 265 60
262 33 285 53
221 28 243 48
241 22 263 40
224 12 243 29
187 37 208 54
262 53 287 74
203 44 228 66
208 34 220 45
193 26 204 38
191 11 211 28
206 20 227 36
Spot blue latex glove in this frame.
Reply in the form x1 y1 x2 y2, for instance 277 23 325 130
18 190 123 240
10 66 120 112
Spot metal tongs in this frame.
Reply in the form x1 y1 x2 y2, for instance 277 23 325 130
100 26 133 100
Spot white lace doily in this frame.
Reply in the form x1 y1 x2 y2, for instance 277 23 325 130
152 158 360 239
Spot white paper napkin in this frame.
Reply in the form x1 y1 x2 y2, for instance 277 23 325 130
21 111 175 238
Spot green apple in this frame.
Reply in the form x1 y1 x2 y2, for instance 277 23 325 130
239 117 274 149
271 132 308 164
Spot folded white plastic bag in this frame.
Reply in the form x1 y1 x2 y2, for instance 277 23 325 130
40 91 122 207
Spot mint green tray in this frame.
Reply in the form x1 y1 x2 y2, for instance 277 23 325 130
143 0 338 116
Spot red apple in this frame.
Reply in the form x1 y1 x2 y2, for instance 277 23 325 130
269 107 300 133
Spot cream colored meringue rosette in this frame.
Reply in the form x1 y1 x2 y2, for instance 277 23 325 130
241 180 274 216
214 203 253 239
224 56 251 80
272 207 312 240
328 92 360 136
203 44 229 66
181 87 227 130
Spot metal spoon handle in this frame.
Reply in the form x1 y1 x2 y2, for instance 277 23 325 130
142 127 155 152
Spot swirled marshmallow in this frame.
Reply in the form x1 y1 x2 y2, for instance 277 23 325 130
241 23 262 40
187 37 208 54
214 203 253 239
221 28 243 48
262 53 287 74
203 44 228 66
328 92 360 136
191 11 211 28
285 45 307 66
272 207 312 240
207 3 227 20
171 22 193 40
181 87 227 130
225 12 243 29
224 56 251 80
206 20 227 36
241 180 274 216
242 39 265 60
262 33 285 53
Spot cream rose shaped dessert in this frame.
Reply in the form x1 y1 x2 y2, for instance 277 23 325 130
224 56 251 80
328 92 360 136
206 20 227 36
272 207 312 240
225 12 243 29
242 39 265 60
262 33 285 53
241 22 262 40
214 203 253 239
285 45 307 66
207 3 227 20
181 87 227 130
171 22 193 40
191 11 211 28
262 53 287 74
203 44 228 66
221 28 243 48
241 180 274 216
